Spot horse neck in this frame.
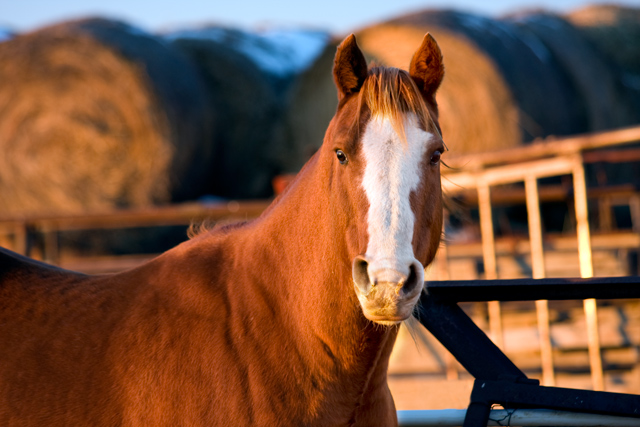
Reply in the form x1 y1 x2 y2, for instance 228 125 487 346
245 152 398 389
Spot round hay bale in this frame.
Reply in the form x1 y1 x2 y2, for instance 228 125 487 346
168 30 282 199
383 9 587 142
357 24 521 154
169 27 336 190
512 11 637 130
0 18 212 216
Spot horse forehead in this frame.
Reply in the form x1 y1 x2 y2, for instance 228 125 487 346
360 114 432 161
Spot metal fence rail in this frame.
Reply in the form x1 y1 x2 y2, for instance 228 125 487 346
417 277 640 427
398 408 640 426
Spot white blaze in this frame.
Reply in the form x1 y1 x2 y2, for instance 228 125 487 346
361 113 433 276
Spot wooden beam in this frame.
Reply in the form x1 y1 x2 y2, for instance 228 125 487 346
443 156 576 193
443 125 640 171
0 201 271 232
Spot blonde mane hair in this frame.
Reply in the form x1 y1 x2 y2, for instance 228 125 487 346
358 66 439 143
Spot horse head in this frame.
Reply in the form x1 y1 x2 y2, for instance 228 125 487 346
327 34 444 325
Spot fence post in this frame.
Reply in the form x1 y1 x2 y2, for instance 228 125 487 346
41 223 60 265
573 155 604 391
13 222 29 256
525 174 555 387
477 181 504 350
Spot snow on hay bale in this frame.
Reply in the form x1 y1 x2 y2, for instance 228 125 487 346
356 24 520 154
0 18 212 216
168 27 336 190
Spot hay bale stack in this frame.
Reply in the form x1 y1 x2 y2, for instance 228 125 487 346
512 11 637 131
357 24 521 154
0 18 212 216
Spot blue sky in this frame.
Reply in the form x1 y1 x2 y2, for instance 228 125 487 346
2 0 640 34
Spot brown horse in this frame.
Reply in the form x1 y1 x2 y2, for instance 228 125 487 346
0 33 445 426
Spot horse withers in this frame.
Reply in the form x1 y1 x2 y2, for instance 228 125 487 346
0 33 445 426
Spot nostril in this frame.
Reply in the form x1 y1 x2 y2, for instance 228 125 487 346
400 263 420 296
352 256 372 295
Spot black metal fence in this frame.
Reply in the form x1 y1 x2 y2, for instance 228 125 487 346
418 277 640 426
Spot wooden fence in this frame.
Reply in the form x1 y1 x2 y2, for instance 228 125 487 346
438 124 640 391
0 200 270 271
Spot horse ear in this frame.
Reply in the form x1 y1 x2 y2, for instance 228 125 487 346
409 33 444 102
333 34 368 100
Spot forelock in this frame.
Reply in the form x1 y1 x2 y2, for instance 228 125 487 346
357 67 436 142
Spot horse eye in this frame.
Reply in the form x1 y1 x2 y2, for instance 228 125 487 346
430 150 442 165
336 150 348 165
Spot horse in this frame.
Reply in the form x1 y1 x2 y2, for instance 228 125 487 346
0 33 445 426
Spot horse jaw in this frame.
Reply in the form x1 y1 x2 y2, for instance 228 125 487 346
353 113 434 325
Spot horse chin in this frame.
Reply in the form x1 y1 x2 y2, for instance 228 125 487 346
364 314 410 326
356 285 423 326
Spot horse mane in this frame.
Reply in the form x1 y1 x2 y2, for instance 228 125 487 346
187 219 248 239
358 66 438 143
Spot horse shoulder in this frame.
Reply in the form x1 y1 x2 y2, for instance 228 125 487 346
102 236 260 425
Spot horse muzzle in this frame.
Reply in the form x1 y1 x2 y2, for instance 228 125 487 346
352 255 425 325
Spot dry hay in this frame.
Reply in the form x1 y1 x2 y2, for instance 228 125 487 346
0 18 212 216
356 24 521 155
512 11 638 131
169 32 282 199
